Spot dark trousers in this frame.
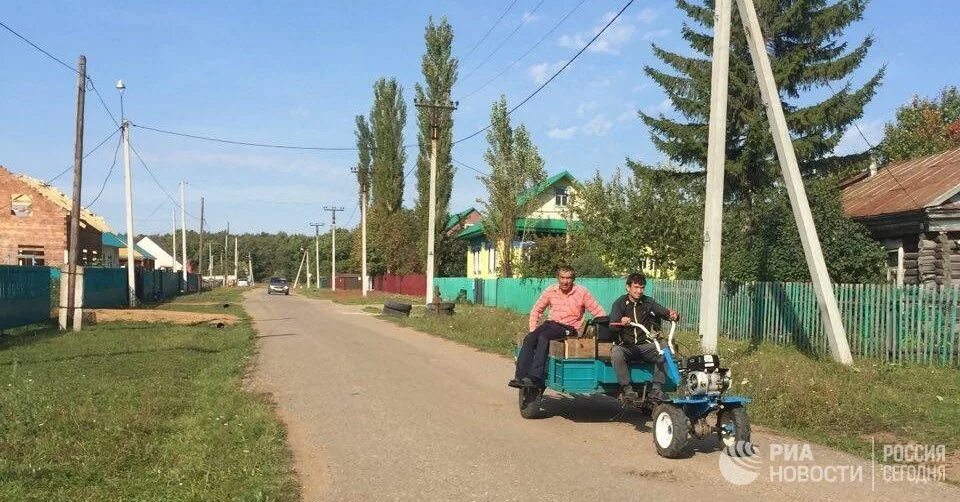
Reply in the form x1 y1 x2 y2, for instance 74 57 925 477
611 343 665 388
515 321 572 383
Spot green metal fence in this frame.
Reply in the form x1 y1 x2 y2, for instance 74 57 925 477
0 265 52 330
84 267 128 308
450 277 960 367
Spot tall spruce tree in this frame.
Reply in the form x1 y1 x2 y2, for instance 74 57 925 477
479 95 546 278
370 78 407 213
641 0 883 208
414 17 458 237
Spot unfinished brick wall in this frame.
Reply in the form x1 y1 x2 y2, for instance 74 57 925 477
0 166 102 267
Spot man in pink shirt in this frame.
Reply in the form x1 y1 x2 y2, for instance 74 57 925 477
509 265 607 388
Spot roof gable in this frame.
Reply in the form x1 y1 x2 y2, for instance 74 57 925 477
444 207 477 231
517 171 577 207
7 169 114 232
842 147 960 218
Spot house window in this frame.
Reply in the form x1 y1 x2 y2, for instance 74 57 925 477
17 246 45 266
486 242 496 274
554 186 569 206
11 194 32 216
885 250 899 284
472 245 481 274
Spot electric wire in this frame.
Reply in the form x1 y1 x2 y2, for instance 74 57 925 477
128 139 201 220
454 0 635 145
460 0 588 101
459 0 520 64
452 157 487 176
0 20 78 73
84 133 123 209
459 0 547 84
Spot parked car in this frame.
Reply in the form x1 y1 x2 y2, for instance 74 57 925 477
267 277 289 295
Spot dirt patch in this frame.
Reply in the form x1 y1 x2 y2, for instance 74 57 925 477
90 309 239 326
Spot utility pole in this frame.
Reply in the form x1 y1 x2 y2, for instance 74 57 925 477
293 248 307 289
117 79 136 307
65 55 86 331
179 182 188 282
414 97 458 305
352 167 369 297
223 222 229 287
198 197 204 288
323 206 344 291
208 243 213 276
172 209 178 273
234 236 238 287
305 239 312 289
248 253 254 285
309 222 324 288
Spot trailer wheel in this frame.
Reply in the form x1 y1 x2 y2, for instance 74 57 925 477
717 406 751 451
518 386 544 419
652 403 689 458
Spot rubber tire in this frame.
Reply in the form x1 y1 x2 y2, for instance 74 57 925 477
384 301 413 313
285 291 289 295
519 386 544 419
382 306 409 317
652 403 689 459
267 291 272 295
717 406 751 451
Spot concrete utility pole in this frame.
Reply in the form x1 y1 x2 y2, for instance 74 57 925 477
172 208 178 272
697 0 852 365
223 222 229 287
309 222 324 288
117 79 137 307
248 253 254 285
66 55 86 331
698 0 732 354
208 243 213 276
323 206 344 291
305 239 312 290
293 248 307 289
233 236 238 287
735 0 851 364
414 97 458 305
198 197 204 288
179 182 188 282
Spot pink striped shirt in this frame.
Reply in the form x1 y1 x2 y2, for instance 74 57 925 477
528 284 607 333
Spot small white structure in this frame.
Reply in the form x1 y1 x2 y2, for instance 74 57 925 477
137 236 183 271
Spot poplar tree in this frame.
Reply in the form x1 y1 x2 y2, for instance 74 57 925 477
640 0 883 208
370 78 407 213
479 95 546 278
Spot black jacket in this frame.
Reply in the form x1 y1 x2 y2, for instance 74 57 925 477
609 294 671 345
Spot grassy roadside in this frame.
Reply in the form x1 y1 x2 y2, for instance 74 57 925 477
377 303 960 468
0 288 299 501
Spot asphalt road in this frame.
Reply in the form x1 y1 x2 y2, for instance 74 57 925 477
244 291 958 501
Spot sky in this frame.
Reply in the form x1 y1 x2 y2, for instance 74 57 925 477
2 1 958 235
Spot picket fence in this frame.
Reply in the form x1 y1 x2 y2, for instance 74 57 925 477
435 277 960 367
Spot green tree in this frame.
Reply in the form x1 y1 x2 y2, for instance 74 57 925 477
413 17 458 268
369 78 407 213
641 0 883 208
478 95 546 278
355 114 373 194
879 86 960 163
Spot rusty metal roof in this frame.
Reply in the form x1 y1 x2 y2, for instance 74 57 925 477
841 147 960 218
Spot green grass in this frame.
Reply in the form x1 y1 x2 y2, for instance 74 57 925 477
380 303 960 463
0 287 299 501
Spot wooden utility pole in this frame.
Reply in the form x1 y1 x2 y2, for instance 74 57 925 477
323 206 344 291
65 55 86 331
309 222 324 288
414 97 458 305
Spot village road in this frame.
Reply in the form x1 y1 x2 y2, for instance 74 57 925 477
244 291 958 501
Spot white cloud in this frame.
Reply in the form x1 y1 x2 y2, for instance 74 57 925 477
589 77 612 87
558 11 636 55
617 103 638 122
576 100 598 117
643 98 673 116
833 119 885 156
582 114 613 137
522 11 540 23
547 126 578 140
528 61 562 84
642 28 671 40
637 7 658 24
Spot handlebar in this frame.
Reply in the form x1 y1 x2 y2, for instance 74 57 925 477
608 320 677 355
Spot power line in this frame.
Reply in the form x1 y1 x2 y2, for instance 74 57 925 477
136 199 169 223
0 20 78 74
84 133 124 209
452 157 487 176
454 0 635 145
459 0 547 84
132 122 417 151
128 140 200 220
460 0 521 64
87 78 120 128
460 0 588 101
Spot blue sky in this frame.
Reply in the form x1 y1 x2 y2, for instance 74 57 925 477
2 1 958 235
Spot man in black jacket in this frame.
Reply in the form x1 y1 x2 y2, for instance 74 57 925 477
609 272 678 401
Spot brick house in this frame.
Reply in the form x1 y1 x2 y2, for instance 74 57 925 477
0 165 112 267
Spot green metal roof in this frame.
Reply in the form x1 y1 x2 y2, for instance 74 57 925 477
456 218 579 240
444 207 476 231
111 233 156 260
101 232 127 248
516 171 576 206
